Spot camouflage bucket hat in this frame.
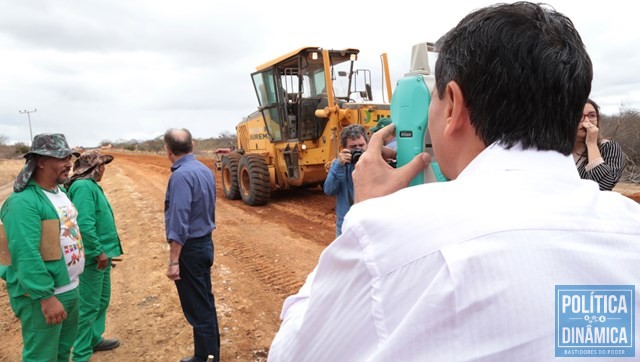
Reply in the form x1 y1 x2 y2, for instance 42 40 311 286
13 133 80 192
23 133 80 159
72 150 114 175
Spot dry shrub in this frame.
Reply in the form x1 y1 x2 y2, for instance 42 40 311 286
0 145 14 159
600 107 640 183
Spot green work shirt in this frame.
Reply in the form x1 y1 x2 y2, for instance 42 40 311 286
0 179 72 301
67 179 123 263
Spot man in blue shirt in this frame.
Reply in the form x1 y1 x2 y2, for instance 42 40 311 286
164 128 220 362
323 124 369 236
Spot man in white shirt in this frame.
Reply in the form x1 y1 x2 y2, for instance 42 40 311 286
269 2 640 361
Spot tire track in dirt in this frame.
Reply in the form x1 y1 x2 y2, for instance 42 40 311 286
92 155 194 361
97 152 328 361
220 187 337 248
112 153 328 296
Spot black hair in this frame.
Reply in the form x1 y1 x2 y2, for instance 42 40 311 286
434 1 593 155
164 128 193 155
340 124 369 148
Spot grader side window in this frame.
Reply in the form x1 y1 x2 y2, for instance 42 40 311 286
253 71 278 106
312 72 326 97
331 61 353 100
252 70 283 142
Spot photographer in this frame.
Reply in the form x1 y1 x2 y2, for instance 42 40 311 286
323 124 368 236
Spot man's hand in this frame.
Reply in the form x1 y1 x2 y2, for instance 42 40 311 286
166 241 182 281
353 124 430 203
338 148 352 165
166 264 181 281
96 253 109 270
40 296 67 324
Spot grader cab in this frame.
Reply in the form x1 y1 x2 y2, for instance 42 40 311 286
221 47 393 205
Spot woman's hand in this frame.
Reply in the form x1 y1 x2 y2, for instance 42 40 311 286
581 120 599 145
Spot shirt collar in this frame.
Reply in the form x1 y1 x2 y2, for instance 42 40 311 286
458 142 579 180
171 153 195 172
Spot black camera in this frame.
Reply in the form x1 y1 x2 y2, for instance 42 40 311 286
350 148 364 165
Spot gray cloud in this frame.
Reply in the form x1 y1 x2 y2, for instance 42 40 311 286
1 0 639 146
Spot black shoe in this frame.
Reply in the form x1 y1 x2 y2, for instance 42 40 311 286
179 357 196 362
93 338 121 352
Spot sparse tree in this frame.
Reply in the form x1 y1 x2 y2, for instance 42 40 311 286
139 138 164 153
14 142 30 155
217 130 233 139
122 139 138 151
600 105 640 183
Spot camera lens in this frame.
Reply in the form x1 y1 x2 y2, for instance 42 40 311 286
350 149 363 165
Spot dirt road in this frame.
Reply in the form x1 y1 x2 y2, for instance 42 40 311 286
0 152 336 361
1 152 639 361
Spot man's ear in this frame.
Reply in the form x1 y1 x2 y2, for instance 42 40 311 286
36 156 46 169
443 81 471 136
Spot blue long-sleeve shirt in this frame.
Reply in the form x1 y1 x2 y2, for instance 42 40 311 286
164 154 216 245
323 159 355 236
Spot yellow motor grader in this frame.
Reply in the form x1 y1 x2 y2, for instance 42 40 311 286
221 47 393 205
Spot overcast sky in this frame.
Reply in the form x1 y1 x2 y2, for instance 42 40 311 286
1 0 638 147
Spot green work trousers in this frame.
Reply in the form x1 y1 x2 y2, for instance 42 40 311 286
9 288 80 362
72 261 112 361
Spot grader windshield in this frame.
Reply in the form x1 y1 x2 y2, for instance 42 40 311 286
251 47 366 142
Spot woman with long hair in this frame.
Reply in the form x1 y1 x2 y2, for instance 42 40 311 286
573 99 626 191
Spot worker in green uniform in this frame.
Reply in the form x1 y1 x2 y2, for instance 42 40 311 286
66 150 123 361
0 133 84 362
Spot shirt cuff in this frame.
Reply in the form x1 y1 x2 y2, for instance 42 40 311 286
166 236 185 245
585 157 604 171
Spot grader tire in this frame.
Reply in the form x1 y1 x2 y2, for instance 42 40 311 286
221 153 241 200
238 154 271 206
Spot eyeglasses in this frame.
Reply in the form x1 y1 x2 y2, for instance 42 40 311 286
583 112 597 121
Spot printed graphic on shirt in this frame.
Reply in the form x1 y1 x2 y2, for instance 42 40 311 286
555 285 635 358
42 189 85 295
57 205 84 266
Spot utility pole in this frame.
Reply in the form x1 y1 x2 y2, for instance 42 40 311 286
19 108 37 144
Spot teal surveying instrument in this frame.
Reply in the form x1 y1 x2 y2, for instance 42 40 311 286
391 42 447 186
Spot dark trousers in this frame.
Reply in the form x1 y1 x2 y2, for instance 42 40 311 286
175 235 220 362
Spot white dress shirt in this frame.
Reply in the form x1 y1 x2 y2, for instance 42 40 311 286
269 143 640 361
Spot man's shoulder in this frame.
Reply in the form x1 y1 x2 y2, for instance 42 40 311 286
170 159 214 184
72 178 94 184
347 182 457 231
1 187 40 216
174 160 211 174
5 186 39 202
69 179 96 190
174 155 209 169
